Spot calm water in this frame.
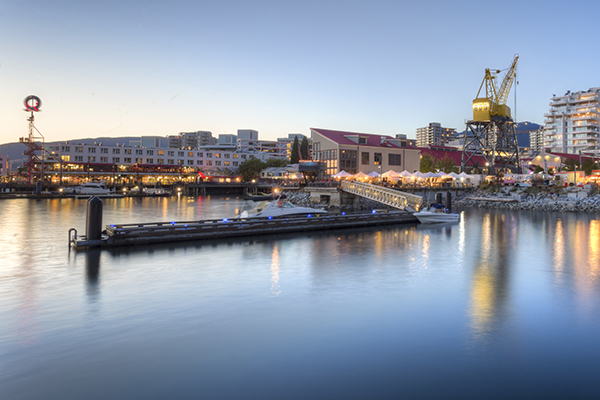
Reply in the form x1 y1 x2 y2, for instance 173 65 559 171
1 196 600 399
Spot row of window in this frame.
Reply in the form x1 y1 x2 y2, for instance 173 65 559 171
59 146 242 159
63 156 240 167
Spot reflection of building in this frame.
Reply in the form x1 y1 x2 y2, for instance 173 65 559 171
0 154 8 176
544 88 600 154
311 128 420 176
416 123 456 147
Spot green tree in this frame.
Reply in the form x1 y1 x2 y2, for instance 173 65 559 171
300 136 309 160
238 157 265 182
534 164 544 174
290 136 300 164
420 153 436 173
436 155 459 173
563 157 580 172
581 158 597 175
265 158 288 168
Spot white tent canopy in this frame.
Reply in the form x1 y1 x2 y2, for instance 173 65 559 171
367 171 380 177
381 170 401 178
354 171 370 179
399 170 414 178
332 170 353 178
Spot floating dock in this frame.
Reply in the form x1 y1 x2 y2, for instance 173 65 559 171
70 211 419 250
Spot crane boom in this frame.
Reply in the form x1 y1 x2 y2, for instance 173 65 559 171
496 54 519 106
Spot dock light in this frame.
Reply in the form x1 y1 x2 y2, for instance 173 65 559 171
184 224 188 228
222 218 229 222
268 216 273 220
122 188 127 192
372 209 376 214
342 212 346 215
273 188 279 193
177 187 182 192
171 221 176 225
110 224 115 228
307 214 312 218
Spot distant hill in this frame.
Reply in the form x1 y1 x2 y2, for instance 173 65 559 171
0 137 139 168
456 121 541 148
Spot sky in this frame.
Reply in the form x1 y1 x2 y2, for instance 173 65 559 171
1 0 599 145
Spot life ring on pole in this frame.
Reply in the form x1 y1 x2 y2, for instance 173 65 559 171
24 95 42 112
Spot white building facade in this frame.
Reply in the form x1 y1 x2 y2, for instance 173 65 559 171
544 88 600 153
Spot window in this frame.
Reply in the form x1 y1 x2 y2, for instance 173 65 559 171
136 158 143 163
206 153 212 158
197 160 203 165
206 160 213 166
361 152 370 165
158 159 164 164
124 158 132 163
88 147 96 153
340 150 357 174
188 152 194 157
224 161 230 166
147 150 154 156
241 155 246 159
168 151 175 156
75 147 83 153
75 156 83 162
100 157 108 163
168 159 174 165
101 148 108 154
147 159 154 164
178 159 183 165
112 148 120 154
233 154 238 159
187 160 194 165
61 146 70 152
113 157 120 163
136 149 143 155
88 156 96 162
158 150 164 156
388 154 402 166
215 161 221 166
125 149 131 154
197 152 203 157
358 137 367 144
61 155 70 162
374 153 382 165
215 153 221 158
233 161 238 166
178 151 184 157
224 153 230 158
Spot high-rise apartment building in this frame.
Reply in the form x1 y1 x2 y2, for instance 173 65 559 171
416 123 456 147
544 88 600 153
529 128 545 155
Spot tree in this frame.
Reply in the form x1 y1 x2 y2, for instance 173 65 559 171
290 136 300 164
420 153 435 173
300 136 309 160
563 157 580 172
534 165 544 174
581 158 597 175
238 157 265 182
436 155 459 174
265 158 288 168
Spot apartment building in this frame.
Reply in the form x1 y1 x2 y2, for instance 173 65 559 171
544 88 600 153
416 123 456 147
0 154 8 176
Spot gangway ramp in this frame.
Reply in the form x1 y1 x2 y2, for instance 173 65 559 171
340 181 422 212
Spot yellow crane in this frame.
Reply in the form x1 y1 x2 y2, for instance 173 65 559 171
472 54 519 121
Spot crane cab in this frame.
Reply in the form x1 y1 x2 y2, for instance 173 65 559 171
472 98 511 121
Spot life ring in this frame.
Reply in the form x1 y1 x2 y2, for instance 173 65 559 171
24 95 42 112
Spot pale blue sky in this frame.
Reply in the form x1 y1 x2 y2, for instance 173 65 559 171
1 0 599 144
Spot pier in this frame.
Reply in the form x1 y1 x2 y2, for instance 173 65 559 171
70 211 418 250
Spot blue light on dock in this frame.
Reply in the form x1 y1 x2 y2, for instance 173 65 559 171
342 212 345 215
372 209 376 214
307 214 312 218
171 222 176 225
110 224 115 228
222 218 229 222
268 216 273 220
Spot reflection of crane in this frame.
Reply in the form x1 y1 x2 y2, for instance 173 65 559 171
462 55 520 174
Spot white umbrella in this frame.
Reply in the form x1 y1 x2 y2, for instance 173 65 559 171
367 171 380 177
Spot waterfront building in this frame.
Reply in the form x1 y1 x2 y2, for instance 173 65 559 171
0 154 8 176
311 128 420 176
544 88 600 154
530 128 545 155
416 123 456 147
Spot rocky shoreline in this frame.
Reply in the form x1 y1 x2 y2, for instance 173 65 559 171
456 189 600 213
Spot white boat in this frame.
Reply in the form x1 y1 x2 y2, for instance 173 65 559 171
143 187 171 196
414 204 460 224
72 182 113 195
239 199 327 219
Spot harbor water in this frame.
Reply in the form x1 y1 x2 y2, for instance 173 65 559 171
1 196 600 399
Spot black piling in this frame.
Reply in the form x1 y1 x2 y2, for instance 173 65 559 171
445 191 452 213
35 181 42 196
86 196 103 240
435 192 443 205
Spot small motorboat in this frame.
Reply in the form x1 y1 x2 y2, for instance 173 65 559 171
72 181 113 195
414 203 460 224
238 198 327 219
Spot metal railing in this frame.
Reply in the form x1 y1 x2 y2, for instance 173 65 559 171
340 181 422 211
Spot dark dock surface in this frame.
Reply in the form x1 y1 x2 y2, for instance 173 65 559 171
70 211 419 249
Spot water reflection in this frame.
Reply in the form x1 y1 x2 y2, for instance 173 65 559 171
270 243 281 297
85 249 101 304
